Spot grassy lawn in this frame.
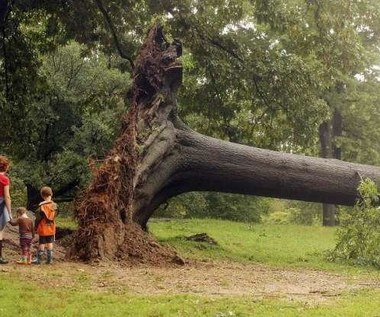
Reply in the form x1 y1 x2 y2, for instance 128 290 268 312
1 271 380 317
150 218 378 274
0 218 379 316
1 273 380 317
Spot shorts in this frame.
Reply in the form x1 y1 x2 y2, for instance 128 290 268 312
0 199 10 231
20 237 33 255
39 235 55 244
20 237 33 250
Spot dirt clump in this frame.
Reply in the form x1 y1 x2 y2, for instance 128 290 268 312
185 233 218 245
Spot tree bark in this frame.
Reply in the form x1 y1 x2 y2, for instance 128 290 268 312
319 118 336 226
26 184 40 211
69 24 380 263
319 106 343 226
134 125 380 227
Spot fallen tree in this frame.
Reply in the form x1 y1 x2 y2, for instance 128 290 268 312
68 25 380 263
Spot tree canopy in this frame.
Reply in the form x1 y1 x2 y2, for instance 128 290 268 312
2 0 380 220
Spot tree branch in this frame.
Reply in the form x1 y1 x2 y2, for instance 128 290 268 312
94 0 134 69
0 0 13 101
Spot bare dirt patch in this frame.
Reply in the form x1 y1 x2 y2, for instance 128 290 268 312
1 226 379 305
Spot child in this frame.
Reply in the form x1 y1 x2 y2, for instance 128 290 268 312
9 207 35 264
33 186 58 264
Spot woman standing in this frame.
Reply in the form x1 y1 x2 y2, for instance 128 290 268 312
0 155 12 264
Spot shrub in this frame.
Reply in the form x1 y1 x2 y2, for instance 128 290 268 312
264 211 290 224
10 176 27 209
155 192 270 223
287 203 321 225
263 200 322 225
328 178 380 267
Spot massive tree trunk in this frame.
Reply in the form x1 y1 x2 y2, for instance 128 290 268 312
69 25 380 263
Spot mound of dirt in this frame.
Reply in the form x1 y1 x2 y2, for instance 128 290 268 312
2 214 183 266
117 223 185 265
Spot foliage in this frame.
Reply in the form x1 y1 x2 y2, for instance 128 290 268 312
155 192 270 223
9 176 27 209
329 178 380 267
2 0 380 219
338 78 380 165
264 210 290 224
173 1 330 150
286 201 322 225
5 40 129 199
262 200 321 225
155 192 207 219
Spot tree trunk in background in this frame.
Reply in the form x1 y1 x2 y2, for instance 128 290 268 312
330 109 342 226
319 119 335 226
69 25 380 263
319 107 343 226
26 184 40 211
332 109 342 161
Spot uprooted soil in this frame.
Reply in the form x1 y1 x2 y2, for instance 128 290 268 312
2 226 380 305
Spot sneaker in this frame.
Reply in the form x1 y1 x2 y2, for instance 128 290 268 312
0 257 8 264
46 251 53 264
31 258 41 265
16 256 28 265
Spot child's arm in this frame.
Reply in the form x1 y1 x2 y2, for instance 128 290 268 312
8 218 18 226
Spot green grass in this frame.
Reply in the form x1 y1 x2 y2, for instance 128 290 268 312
2 218 380 316
150 219 378 274
1 274 380 317
56 215 78 230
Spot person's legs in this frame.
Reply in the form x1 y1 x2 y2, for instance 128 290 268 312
17 238 32 264
46 239 54 264
0 229 8 264
32 239 46 264
17 250 27 264
0 201 10 264
0 230 3 257
26 239 32 264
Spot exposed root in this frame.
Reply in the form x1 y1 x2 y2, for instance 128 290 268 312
67 24 183 265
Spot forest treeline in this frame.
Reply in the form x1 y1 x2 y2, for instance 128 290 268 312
1 0 380 224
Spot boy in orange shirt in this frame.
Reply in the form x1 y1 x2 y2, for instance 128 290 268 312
32 186 58 264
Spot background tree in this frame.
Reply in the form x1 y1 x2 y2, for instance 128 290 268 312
252 0 380 225
2 0 380 229
10 41 129 209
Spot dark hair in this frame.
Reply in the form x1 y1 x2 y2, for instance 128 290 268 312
0 155 10 172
